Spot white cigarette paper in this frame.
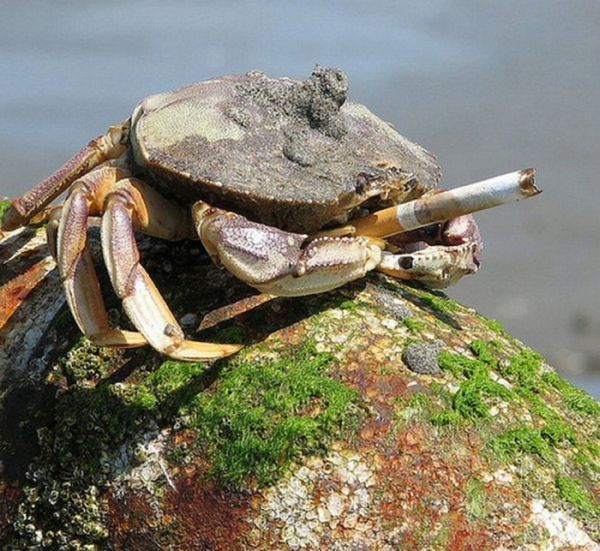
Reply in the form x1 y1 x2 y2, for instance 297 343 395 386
353 169 540 238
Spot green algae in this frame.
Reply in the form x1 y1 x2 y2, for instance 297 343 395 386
460 339 600 525
144 340 362 489
420 293 459 313
182 341 361 488
575 451 600 478
470 339 544 394
339 299 360 311
428 381 455 402
402 317 425 333
198 322 247 346
465 477 488 520
428 411 461 427
469 339 498 367
486 426 556 465
501 349 544 392
407 391 432 409
468 343 585 464
485 342 600 418
555 476 599 518
213 324 246 344
540 422 577 448
438 350 485 379
143 359 207 405
400 282 460 315
433 337 598 495
0 199 11 224
392 345 508 429
515 388 559 421
542 371 600 416
469 341 566 422
486 422 578 466
452 373 511 420
393 389 460 429
397 345 512 427
436 348 512 422
481 317 509 337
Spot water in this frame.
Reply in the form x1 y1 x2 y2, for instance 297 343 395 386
1 1 599 397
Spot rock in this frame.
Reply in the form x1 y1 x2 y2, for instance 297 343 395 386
402 341 444 375
0 224 598 549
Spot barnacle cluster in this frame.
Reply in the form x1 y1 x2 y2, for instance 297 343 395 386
10 341 155 548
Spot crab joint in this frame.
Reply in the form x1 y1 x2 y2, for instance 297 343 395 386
352 169 541 238
1 121 130 231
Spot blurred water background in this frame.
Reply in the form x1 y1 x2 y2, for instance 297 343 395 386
1 1 599 396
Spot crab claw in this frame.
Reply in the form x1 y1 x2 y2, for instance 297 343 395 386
193 202 382 297
381 214 482 287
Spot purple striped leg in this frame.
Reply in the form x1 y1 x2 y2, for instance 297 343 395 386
101 180 242 360
54 167 146 348
2 121 129 231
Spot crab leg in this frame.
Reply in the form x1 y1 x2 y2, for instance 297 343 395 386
1 121 129 231
102 181 242 360
54 167 146 348
193 202 382 297
45 206 62 260
351 169 540 238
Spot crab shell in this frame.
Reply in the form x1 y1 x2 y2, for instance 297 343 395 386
129 67 442 233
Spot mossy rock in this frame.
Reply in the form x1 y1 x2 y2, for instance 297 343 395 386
0 225 598 549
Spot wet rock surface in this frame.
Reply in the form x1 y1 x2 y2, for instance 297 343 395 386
0 224 598 550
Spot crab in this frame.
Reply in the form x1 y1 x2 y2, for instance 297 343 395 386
2 67 482 361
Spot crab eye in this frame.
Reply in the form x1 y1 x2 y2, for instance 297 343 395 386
354 177 367 194
354 170 378 194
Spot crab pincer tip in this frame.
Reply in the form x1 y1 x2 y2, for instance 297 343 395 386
170 340 244 362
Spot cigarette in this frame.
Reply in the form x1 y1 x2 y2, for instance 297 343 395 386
352 169 540 238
